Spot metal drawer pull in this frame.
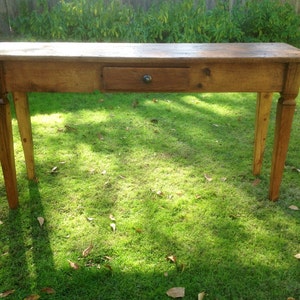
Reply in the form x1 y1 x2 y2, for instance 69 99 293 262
142 74 152 83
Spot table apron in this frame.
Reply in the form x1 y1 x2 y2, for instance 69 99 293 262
3 61 286 93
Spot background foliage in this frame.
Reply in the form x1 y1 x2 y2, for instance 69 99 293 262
10 0 300 46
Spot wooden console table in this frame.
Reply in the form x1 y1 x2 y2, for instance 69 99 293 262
0 43 300 209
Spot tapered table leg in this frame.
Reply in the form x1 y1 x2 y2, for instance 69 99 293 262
269 95 296 201
253 92 273 175
13 92 35 180
269 63 300 201
0 96 18 208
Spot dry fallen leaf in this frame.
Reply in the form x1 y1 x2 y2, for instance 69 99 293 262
64 125 77 132
103 255 112 261
109 214 116 221
41 287 55 294
0 290 15 298
98 133 104 140
204 174 212 182
291 166 300 173
82 243 93 257
287 297 296 300
68 260 80 270
252 178 261 186
24 295 40 300
166 255 177 264
50 166 58 174
156 190 164 197
110 223 116 232
294 253 300 259
198 291 206 300
166 287 185 298
37 217 44 227
289 205 299 211
104 264 113 271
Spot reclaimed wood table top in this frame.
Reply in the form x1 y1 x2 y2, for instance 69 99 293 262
0 42 300 62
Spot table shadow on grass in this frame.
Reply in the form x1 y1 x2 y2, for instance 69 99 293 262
6 181 56 298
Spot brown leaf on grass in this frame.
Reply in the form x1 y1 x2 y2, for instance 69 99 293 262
204 174 212 182
50 166 58 174
166 287 185 298
82 243 93 257
109 214 116 221
0 290 15 298
198 291 206 300
252 178 261 186
166 255 177 264
290 166 300 173
294 253 300 259
176 191 184 196
156 190 164 197
98 133 104 140
64 125 77 132
104 264 113 271
37 217 44 227
41 287 55 294
68 260 80 270
289 205 299 211
110 223 116 232
103 255 112 261
287 297 296 300
24 295 40 300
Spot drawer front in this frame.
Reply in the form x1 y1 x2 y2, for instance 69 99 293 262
102 67 190 92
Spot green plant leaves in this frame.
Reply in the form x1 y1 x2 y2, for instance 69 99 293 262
10 0 300 46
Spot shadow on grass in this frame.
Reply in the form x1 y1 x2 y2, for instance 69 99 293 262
5 181 56 298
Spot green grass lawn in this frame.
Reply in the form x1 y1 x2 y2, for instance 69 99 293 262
0 92 299 299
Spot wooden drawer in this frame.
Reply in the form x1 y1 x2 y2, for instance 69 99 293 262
102 67 190 92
